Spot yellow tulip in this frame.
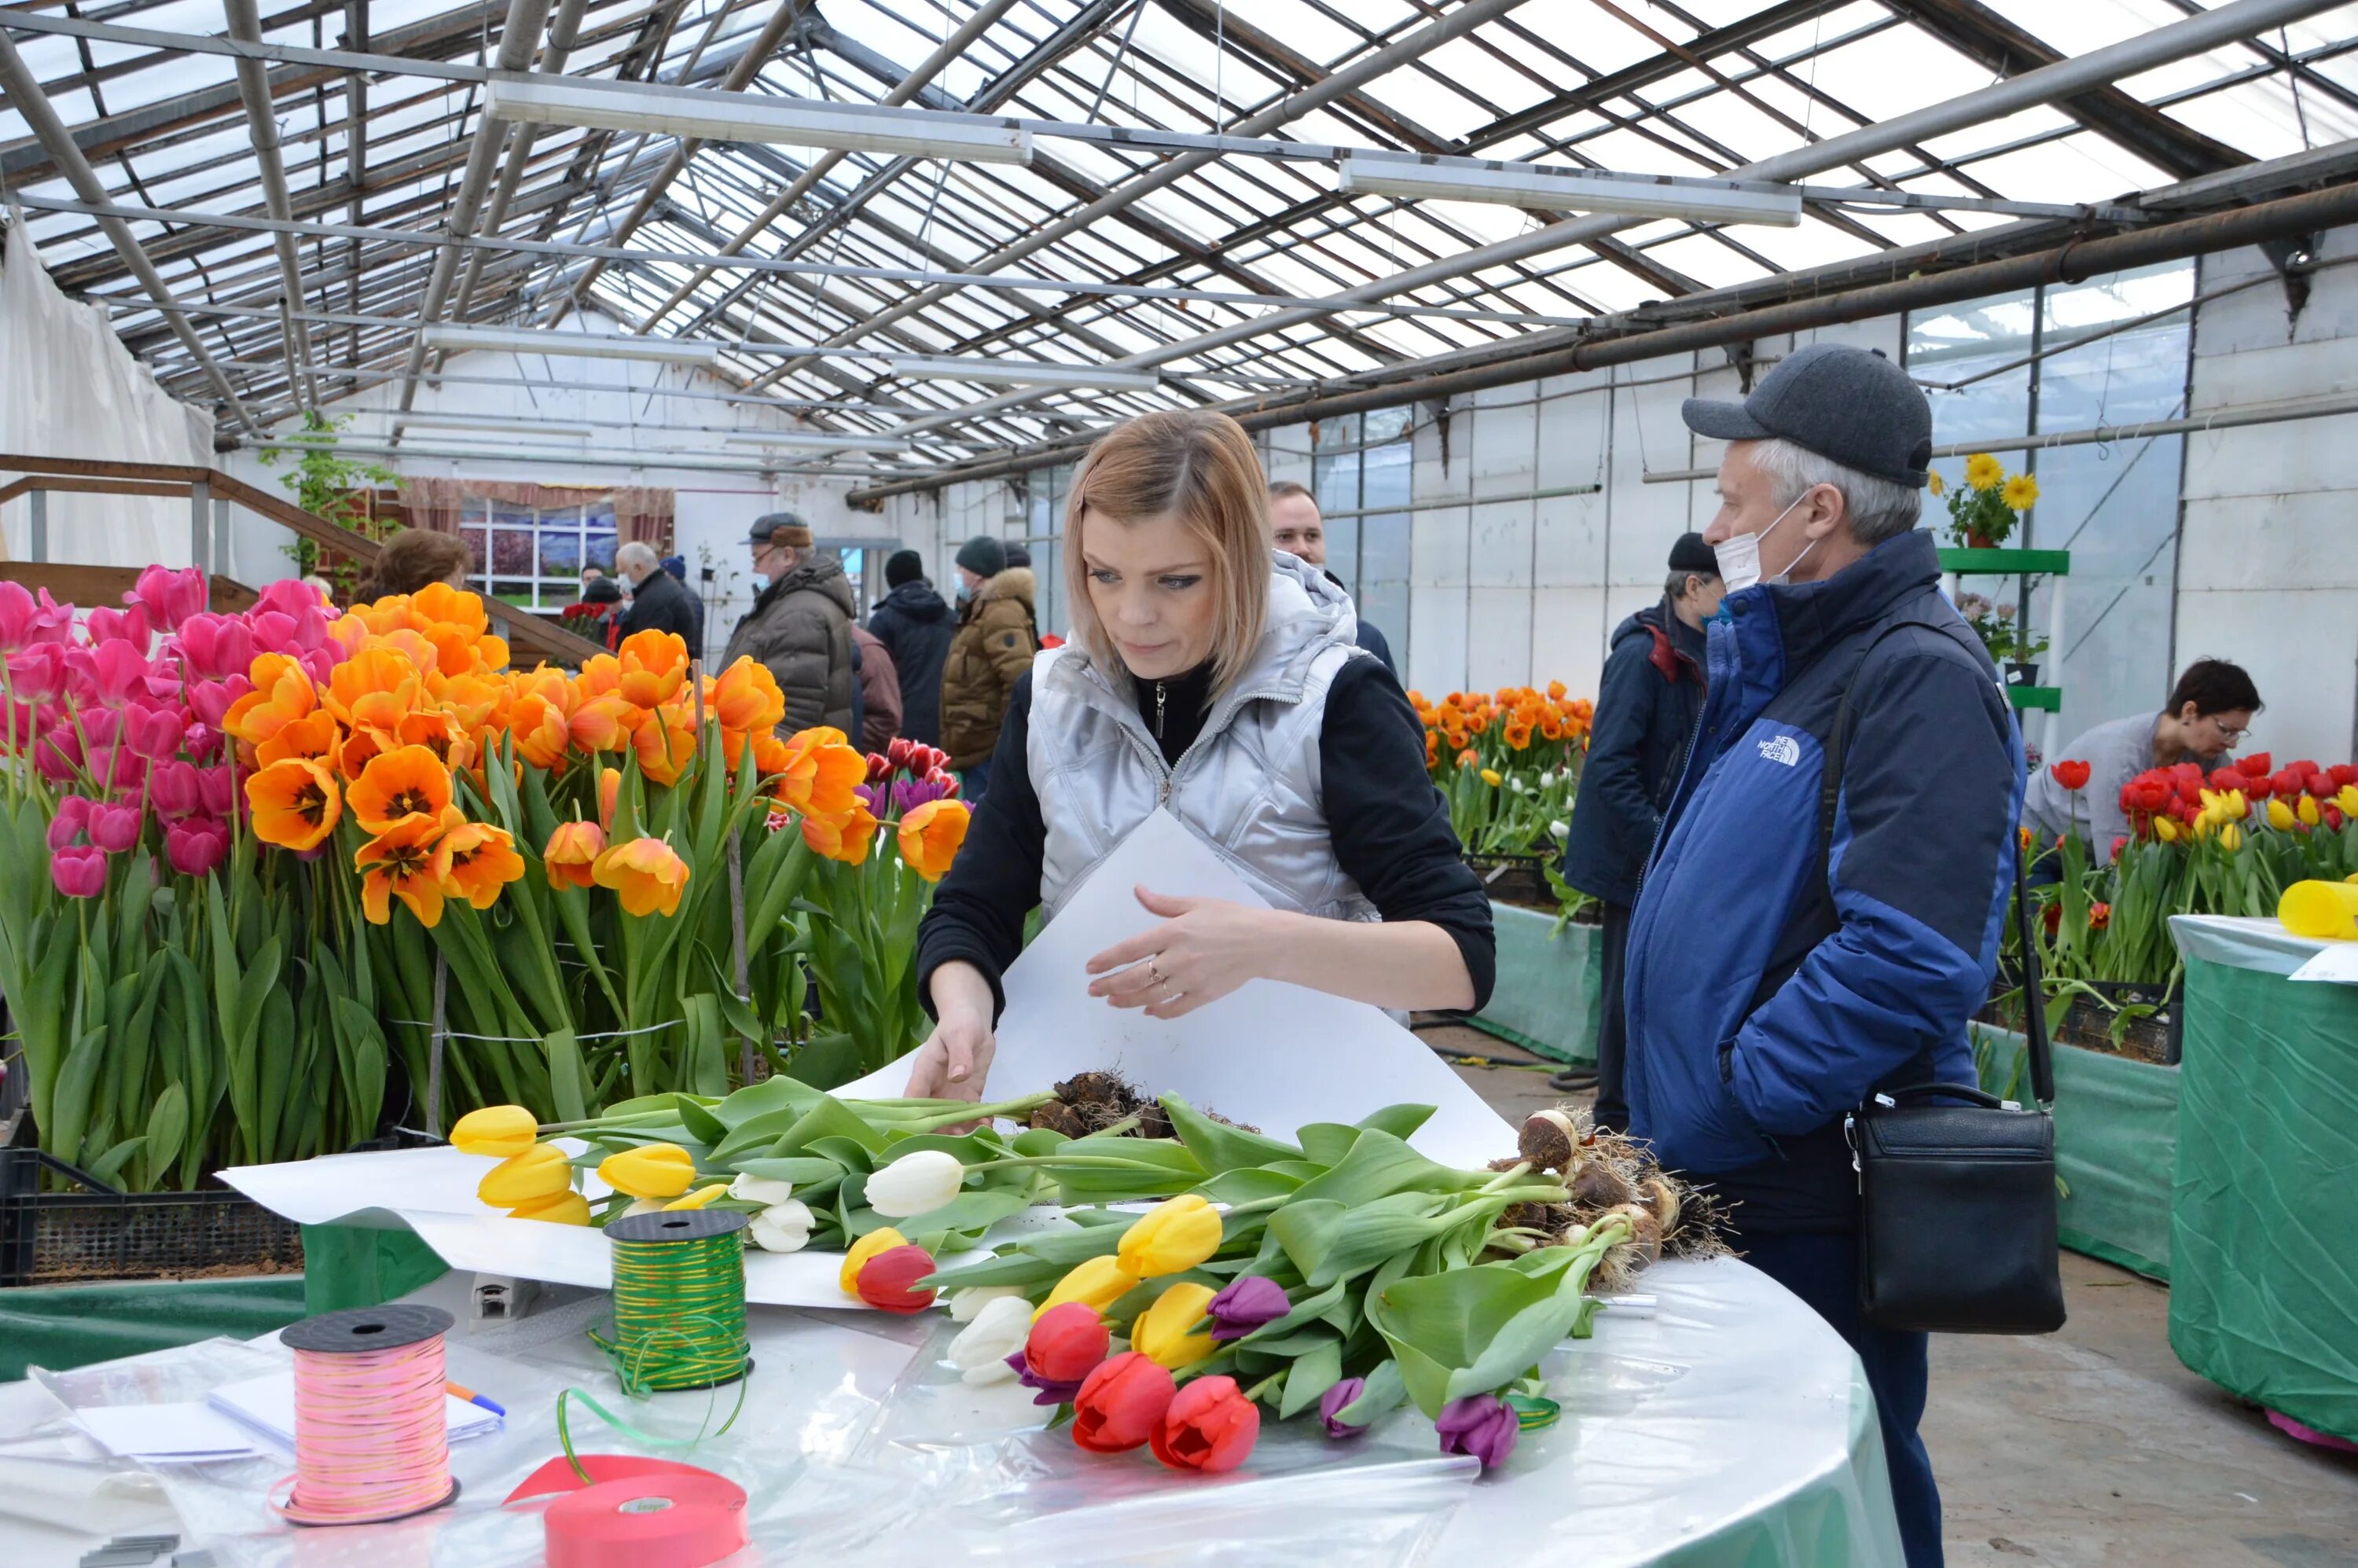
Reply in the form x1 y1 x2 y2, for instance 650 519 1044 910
2340 784 2358 817
1479 769 1503 788
1131 1282 1218 1370
665 1183 729 1212
2299 793 2323 827
2223 789 2249 821
477 1142 573 1208
1115 1193 1224 1280
508 1189 591 1225
1037 1254 1141 1319
597 1143 696 1200
2155 816 2180 843
840 1227 908 1295
2268 798 2297 832
450 1103 537 1159
2220 822 2243 853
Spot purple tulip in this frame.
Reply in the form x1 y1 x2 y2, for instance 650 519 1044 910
891 775 954 815
1004 1350 1087 1407
50 845 108 898
1319 1378 1369 1439
1434 1394 1519 1471
1206 1276 1291 1342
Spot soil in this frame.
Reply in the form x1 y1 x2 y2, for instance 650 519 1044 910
1030 1071 1259 1139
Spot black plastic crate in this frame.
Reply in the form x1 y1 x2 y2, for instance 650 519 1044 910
0 1113 306 1288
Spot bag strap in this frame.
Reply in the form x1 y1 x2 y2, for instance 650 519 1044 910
1816 612 2053 1110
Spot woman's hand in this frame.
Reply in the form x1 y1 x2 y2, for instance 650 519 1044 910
902 961 998 1114
1085 887 1277 1019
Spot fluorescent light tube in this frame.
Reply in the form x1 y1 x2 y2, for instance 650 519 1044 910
724 431 914 454
891 355 1159 392
486 78 1032 165
1334 155 1803 226
392 413 594 439
421 324 722 365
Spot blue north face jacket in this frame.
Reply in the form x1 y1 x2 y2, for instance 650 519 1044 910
1624 528 2024 1231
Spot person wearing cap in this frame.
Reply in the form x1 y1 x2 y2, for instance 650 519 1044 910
721 513 856 735
938 534 1038 800
615 541 700 650
868 549 955 749
1266 481 1397 678
1554 531 1722 1123
1624 343 2024 1568
659 553 707 659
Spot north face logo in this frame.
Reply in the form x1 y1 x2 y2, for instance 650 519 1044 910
1757 734 1802 766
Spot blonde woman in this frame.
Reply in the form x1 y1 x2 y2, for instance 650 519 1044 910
903 411 1492 1105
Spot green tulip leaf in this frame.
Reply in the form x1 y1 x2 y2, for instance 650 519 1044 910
1331 1360 1409 1428
1286 1130 1464 1208
1159 1096 1303 1173
1277 1339 1345 1418
729 1156 850 1187
1353 1103 1437 1142
1295 1123 1362 1167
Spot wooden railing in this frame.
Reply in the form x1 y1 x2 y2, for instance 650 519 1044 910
0 454 606 667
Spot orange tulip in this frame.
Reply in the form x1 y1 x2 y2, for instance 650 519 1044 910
397 707 474 772
593 835 691 917
616 630 689 709
544 819 604 889
437 820 525 910
247 758 342 850
802 799 880 865
336 725 391 780
599 766 621 832
1504 723 1533 751
1425 732 1440 769
630 700 698 787
407 582 490 640
1547 681 1567 701
773 727 866 821
223 655 318 747
325 646 422 733
575 653 621 702
708 658 786 738
347 745 455 835
570 693 637 755
897 799 971 882
752 733 794 791
255 707 340 768
511 689 573 771
354 808 457 927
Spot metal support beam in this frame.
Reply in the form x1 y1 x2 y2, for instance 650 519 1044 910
223 0 319 413
0 27 259 433
28 491 48 564
190 479 211 574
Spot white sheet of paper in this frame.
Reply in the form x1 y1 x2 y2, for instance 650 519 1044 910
73 1403 260 1463
207 1372 498 1448
2288 942 2358 984
220 1140 613 1229
839 807 1514 1168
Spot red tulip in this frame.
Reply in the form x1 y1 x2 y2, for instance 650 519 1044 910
2246 773 2276 800
2235 751 2272 779
866 751 894 784
1071 1351 1175 1454
854 1243 938 1314
2274 768 2307 802
2049 759 2091 791
2089 902 2111 930
2286 759 2320 777
1025 1300 1111 1386
2327 805 2347 832
1148 1373 1260 1473
2308 773 2337 801
2334 764 2357 788
2041 902 2062 936
2111 836 2128 859
2209 767 2242 793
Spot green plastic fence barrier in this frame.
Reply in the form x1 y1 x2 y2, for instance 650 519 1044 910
1972 1025 2177 1282
299 1223 450 1316
2169 954 2358 1442
0 1275 307 1383
1469 905 1601 1065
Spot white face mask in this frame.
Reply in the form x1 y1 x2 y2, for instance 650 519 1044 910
1713 491 1817 594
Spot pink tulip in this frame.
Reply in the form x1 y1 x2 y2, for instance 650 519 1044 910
84 603 152 652
2 700 35 751
164 817 230 879
7 644 68 701
86 745 146 795
123 701 187 762
254 579 318 620
0 582 74 654
132 566 206 636
299 648 338 686
186 674 249 729
33 727 81 784
87 801 141 854
174 615 255 682
150 760 204 819
247 610 297 655
66 641 152 707
195 763 233 817
51 846 108 898
183 723 220 758
75 707 123 751
47 795 94 850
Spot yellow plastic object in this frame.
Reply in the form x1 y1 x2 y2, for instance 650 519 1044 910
2279 879 2358 940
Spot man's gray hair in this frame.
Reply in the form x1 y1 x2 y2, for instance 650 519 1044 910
616 540 659 573
1750 436 1921 544
1665 567 1717 598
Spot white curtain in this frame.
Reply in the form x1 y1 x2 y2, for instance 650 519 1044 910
0 210 215 567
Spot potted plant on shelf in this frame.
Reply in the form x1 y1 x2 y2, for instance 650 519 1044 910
1934 453 2038 550
1956 593 2051 686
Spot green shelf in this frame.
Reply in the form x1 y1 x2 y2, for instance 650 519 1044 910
2007 684 2062 713
1939 547 2070 575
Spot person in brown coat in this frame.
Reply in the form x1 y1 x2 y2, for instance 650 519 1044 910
719 514 855 735
938 535 1036 799
850 624 902 755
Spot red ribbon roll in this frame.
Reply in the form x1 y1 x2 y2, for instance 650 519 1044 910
543 1471 748 1568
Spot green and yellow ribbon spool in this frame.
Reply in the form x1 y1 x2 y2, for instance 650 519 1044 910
590 1210 753 1394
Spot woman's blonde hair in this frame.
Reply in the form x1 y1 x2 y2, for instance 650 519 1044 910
1063 410 1270 692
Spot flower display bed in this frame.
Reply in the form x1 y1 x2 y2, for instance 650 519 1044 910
1468 902 1602 1067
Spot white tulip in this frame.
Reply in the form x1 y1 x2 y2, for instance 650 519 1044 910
865 1149 965 1218
947 1294 1031 1384
1549 820 1570 840
948 1284 1028 1323
622 1197 667 1217
729 1172 796 1206
749 1199 815 1254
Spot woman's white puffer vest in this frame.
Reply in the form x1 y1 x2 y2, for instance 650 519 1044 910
1027 554 1374 925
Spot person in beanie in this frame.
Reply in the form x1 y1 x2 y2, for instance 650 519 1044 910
1625 344 2023 1568
659 553 707 660
867 549 954 747
722 513 856 734
939 535 1037 800
1555 531 1722 1115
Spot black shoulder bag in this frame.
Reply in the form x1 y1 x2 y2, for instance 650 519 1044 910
1820 618 2066 1336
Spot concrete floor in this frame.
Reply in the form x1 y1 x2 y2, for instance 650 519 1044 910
1426 1023 2358 1568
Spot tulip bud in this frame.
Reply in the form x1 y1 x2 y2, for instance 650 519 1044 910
450 1104 538 1159
1024 1301 1111 1388
596 1143 696 1200
1434 1392 1519 1470
1319 1377 1371 1439
478 1142 573 1208
1038 1254 1140 1319
1205 1275 1291 1342
750 1200 814 1254
864 1148 965 1218
947 1294 1031 1384
1115 1193 1222 1279
855 1243 938 1314
1148 1373 1260 1473
840 1227 908 1295
1130 1283 1217 1371
1071 1352 1176 1453
508 1189 592 1226
729 1172 796 1206
664 1183 729 1212
948 1284 1027 1323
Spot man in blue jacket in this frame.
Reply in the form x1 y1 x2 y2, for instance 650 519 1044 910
1626 343 2023 1568
1557 532 1721 1123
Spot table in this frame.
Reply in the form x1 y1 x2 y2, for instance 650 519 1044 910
2167 915 2358 1444
0 1257 1901 1567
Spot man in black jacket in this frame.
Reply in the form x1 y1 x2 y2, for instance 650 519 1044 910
659 554 707 661
615 541 700 649
867 549 955 747
1555 533 1721 1120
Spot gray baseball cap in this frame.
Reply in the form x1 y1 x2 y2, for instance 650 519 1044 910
1681 343 1932 490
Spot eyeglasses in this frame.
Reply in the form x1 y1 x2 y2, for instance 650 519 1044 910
2210 717 2250 743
